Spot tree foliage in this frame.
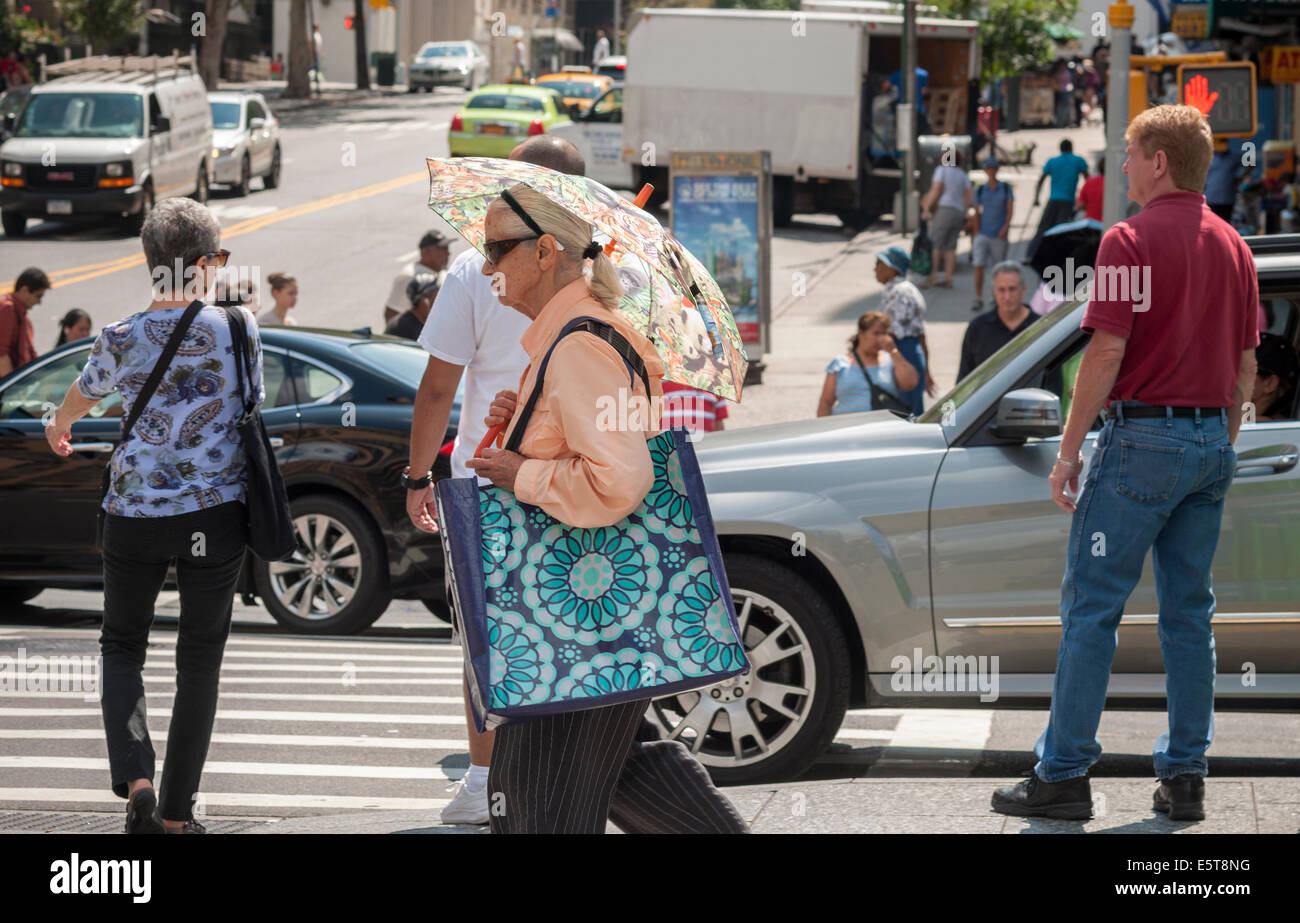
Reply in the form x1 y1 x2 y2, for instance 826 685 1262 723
933 0 1080 83
55 0 143 54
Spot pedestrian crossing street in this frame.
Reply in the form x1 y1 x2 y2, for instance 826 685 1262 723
0 626 994 818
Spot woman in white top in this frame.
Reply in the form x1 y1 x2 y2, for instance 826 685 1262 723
258 272 298 326
920 147 973 289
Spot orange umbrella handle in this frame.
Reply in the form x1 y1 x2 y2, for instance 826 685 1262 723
475 423 505 458
603 184 654 257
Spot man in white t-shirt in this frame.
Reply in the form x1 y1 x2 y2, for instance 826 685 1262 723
384 231 450 326
404 135 587 826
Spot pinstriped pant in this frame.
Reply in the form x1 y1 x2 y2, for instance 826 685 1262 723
487 699 750 834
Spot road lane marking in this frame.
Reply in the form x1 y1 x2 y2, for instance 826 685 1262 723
0 728 470 749
0 691 466 704
0 755 456 780
0 707 465 723
0 168 428 294
0 788 447 810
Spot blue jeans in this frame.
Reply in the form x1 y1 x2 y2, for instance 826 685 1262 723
1034 403 1236 782
895 335 926 416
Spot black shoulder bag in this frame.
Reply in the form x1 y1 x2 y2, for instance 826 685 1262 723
223 307 296 562
851 349 912 415
96 300 205 549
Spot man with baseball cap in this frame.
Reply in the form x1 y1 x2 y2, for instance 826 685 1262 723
385 272 439 341
384 231 451 326
971 157 1013 312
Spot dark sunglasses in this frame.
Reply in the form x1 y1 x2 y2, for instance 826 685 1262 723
483 236 537 265
204 249 232 267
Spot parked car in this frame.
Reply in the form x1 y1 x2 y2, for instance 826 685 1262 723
0 55 212 237
0 327 461 635
447 84 572 157
408 40 489 92
533 71 613 118
661 237 1300 784
208 90 282 196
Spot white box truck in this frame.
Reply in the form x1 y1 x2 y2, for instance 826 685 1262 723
622 6 979 227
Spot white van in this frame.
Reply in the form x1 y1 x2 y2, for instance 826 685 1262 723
0 54 213 237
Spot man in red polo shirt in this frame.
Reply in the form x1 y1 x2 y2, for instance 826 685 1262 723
0 267 50 377
992 106 1257 823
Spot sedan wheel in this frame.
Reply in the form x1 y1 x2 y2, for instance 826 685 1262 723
649 554 850 784
264 146 281 189
252 495 390 634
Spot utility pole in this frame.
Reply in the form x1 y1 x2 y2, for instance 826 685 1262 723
901 0 917 235
614 0 622 55
1103 1 1132 228
354 0 370 89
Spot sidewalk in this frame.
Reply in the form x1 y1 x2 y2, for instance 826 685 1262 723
227 776 1298 834
730 122 1107 429
215 78 417 113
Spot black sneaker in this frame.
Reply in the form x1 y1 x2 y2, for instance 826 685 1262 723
1153 774 1205 821
991 771 1093 820
125 789 166 834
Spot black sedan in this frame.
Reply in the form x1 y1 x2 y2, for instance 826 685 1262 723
0 326 459 634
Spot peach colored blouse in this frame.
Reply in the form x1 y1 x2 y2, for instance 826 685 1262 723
505 278 665 528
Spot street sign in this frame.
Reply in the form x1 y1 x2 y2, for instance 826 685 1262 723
669 151 772 375
1177 61 1256 138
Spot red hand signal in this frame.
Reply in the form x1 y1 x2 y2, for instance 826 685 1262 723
1185 74 1219 117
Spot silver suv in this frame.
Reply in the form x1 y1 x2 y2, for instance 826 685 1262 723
207 91 281 197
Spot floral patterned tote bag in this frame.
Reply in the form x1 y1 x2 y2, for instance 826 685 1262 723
434 316 748 733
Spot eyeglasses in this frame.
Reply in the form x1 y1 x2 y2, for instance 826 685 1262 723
203 249 231 267
483 236 537 265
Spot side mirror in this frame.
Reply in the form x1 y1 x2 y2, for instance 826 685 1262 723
151 114 170 135
249 117 265 130
990 388 1062 440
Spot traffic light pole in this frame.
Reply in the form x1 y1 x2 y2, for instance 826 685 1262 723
1103 1 1132 229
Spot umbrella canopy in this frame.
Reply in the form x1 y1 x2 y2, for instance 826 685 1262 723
1031 217 1104 279
426 156 748 401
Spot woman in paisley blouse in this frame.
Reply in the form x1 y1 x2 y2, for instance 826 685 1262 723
465 184 748 834
43 198 264 835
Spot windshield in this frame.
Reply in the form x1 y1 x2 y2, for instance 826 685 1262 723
419 44 467 59
467 93 544 112
350 341 432 385
16 92 143 138
210 101 241 129
915 299 1085 423
536 79 601 99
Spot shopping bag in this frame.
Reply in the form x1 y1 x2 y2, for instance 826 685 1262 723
434 316 749 732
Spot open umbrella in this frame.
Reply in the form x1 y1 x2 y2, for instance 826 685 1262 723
426 156 749 402
1030 217 1103 279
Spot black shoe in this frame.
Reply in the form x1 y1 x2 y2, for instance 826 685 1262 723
1153 774 1205 821
125 789 166 834
991 771 1093 819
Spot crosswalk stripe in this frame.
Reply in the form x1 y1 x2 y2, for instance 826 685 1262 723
0 729 470 750
6 630 455 654
147 649 463 663
147 676 463 686
0 788 448 811
0 707 466 724
0 691 466 705
0 755 455 780
117 663 464 674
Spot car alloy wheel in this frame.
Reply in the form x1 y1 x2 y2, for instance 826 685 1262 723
268 513 363 621
264 146 281 189
650 589 817 768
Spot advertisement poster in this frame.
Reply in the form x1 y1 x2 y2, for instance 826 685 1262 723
670 152 771 368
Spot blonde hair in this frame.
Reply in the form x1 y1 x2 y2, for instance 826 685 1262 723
267 271 296 292
488 183 624 310
1126 105 1214 192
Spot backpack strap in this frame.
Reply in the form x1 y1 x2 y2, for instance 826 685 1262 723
119 299 205 442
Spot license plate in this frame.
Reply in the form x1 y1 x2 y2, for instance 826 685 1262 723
477 124 507 135
47 199 72 215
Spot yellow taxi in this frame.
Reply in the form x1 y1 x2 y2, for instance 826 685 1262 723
534 69 614 117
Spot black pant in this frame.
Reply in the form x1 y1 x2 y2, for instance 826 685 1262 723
1028 199 1078 263
100 501 246 821
488 699 750 834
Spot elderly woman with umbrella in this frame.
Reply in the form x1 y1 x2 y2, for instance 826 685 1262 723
434 172 749 834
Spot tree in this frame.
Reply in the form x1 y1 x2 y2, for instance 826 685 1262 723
55 0 143 54
198 0 231 91
932 0 1080 84
284 0 312 99
353 0 370 90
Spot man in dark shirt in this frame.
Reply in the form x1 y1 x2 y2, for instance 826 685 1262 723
958 261 1036 380
992 105 1258 824
386 273 439 341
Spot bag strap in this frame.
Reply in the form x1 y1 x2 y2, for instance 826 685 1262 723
851 347 910 414
120 299 205 442
222 306 256 417
504 317 651 455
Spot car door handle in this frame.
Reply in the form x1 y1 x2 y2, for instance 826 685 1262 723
269 437 285 448
68 442 115 453
1236 452 1299 474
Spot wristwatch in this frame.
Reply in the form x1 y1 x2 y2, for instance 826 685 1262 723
401 466 432 490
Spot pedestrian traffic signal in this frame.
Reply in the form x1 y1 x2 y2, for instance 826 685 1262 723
344 15 355 30
1177 61 1257 138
